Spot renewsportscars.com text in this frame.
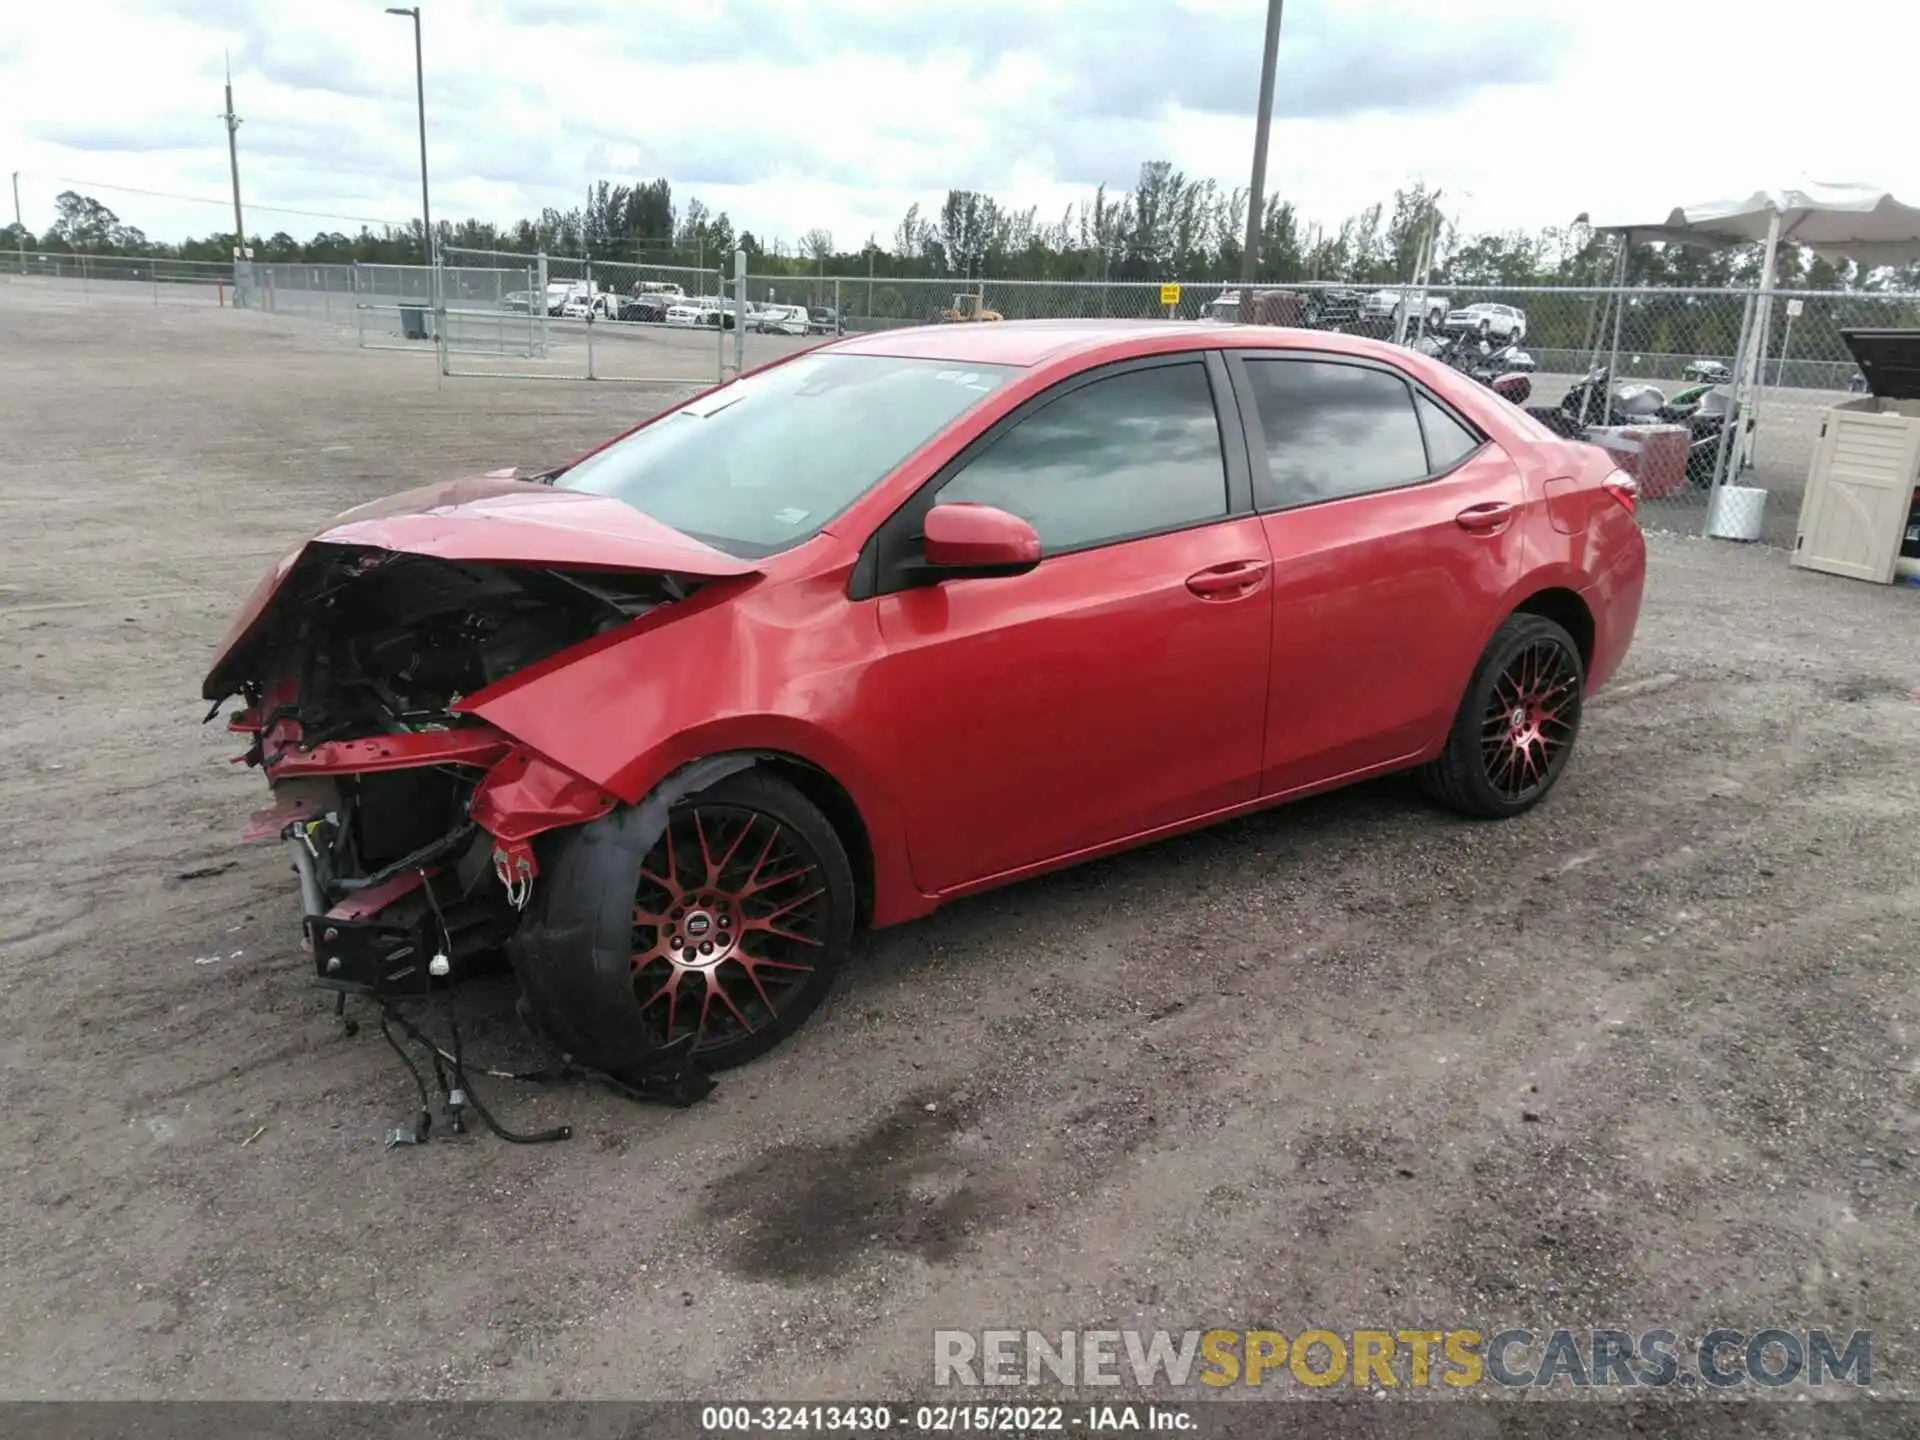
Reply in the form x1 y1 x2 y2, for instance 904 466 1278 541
933 1327 1871 1390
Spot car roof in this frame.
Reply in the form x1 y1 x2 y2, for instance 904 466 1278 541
806 318 1538 449
819 316 1521 372
823 318 1234 367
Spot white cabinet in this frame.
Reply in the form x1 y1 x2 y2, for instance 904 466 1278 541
1792 330 1920 584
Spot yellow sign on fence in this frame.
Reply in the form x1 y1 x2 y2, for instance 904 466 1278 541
1160 283 1182 306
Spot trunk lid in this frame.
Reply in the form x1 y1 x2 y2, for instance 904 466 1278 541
204 473 756 702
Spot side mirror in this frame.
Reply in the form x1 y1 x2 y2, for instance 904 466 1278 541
919 503 1041 579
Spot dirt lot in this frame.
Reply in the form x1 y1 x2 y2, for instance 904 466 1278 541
3 282 1920 1410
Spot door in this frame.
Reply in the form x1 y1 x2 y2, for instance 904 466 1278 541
1792 409 1918 583
861 356 1273 893
1227 351 1528 795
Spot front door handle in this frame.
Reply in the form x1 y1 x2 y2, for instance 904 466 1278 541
1185 559 1269 599
1455 500 1517 532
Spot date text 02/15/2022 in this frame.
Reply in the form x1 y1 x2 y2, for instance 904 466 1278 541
699 1403 1194 1432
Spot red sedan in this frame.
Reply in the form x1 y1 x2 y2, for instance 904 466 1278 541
205 320 1645 1082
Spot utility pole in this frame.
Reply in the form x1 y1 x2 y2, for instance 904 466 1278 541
1394 189 1442 348
221 53 249 306
1237 0 1283 324
11 171 23 273
386 8 432 272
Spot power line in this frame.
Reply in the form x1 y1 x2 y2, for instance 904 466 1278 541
18 172 408 228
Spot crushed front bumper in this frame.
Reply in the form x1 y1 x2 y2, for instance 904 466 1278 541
228 714 620 960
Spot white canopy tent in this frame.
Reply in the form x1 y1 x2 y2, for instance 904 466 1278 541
1590 186 1920 491
1595 184 1920 267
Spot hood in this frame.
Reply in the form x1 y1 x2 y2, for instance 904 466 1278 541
204 472 755 700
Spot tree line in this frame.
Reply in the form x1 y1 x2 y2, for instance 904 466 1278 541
9 166 1916 295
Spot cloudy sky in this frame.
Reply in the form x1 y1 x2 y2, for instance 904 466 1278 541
4 0 1917 252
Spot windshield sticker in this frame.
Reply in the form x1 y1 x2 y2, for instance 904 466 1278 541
773 506 810 526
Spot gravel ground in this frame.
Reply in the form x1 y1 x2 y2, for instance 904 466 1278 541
3 282 1919 1414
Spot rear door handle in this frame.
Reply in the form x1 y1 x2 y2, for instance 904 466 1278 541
1185 559 1269 599
1455 501 1517 532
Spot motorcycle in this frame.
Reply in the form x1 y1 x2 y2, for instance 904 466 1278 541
1533 368 1737 488
1548 366 1666 428
1415 332 1533 405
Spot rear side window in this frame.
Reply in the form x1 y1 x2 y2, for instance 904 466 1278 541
1414 392 1484 471
1241 358 1431 507
936 361 1228 553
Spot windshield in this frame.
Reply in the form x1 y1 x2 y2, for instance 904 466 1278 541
552 353 1020 557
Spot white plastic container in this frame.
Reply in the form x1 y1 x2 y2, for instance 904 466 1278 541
1792 329 1920 582
1707 484 1768 542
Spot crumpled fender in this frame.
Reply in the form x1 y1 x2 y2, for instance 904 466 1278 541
469 746 621 844
467 746 623 898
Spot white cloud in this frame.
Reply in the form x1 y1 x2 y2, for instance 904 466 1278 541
2 0 1917 254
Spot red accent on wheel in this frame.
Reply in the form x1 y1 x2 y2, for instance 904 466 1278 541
628 805 828 1053
1478 637 1581 801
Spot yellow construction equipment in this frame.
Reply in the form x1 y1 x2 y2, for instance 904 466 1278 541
941 292 1003 323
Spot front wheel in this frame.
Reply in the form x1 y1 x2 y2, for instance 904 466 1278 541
509 771 855 1077
1418 614 1585 818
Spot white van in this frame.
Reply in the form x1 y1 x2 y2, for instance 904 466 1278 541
753 304 809 336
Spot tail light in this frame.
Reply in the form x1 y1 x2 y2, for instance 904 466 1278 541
1602 470 1639 515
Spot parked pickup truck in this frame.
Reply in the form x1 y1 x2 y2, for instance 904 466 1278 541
559 291 622 320
1359 287 1450 329
753 303 811 336
1202 286 1364 329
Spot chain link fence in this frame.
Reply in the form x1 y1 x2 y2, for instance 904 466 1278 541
788 274 1906 548
414 249 728 385
1399 283 1913 546
4 251 238 306
17 245 1918 551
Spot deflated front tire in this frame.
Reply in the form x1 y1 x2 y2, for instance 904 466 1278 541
507 771 854 1079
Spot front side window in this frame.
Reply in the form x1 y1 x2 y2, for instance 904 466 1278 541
554 353 1018 557
1241 358 1432 507
934 361 1229 554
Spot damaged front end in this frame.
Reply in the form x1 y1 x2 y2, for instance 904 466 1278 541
210 540 689 995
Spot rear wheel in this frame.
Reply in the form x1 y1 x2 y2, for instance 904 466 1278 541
1419 614 1584 818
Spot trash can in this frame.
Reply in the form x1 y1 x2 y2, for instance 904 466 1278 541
1707 484 1768 542
400 306 433 341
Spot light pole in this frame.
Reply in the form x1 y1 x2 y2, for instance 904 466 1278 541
1237 0 1283 323
221 55 250 305
386 6 432 273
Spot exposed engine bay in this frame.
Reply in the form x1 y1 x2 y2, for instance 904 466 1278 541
209 542 722 1134
215 542 693 961
222 542 687 743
